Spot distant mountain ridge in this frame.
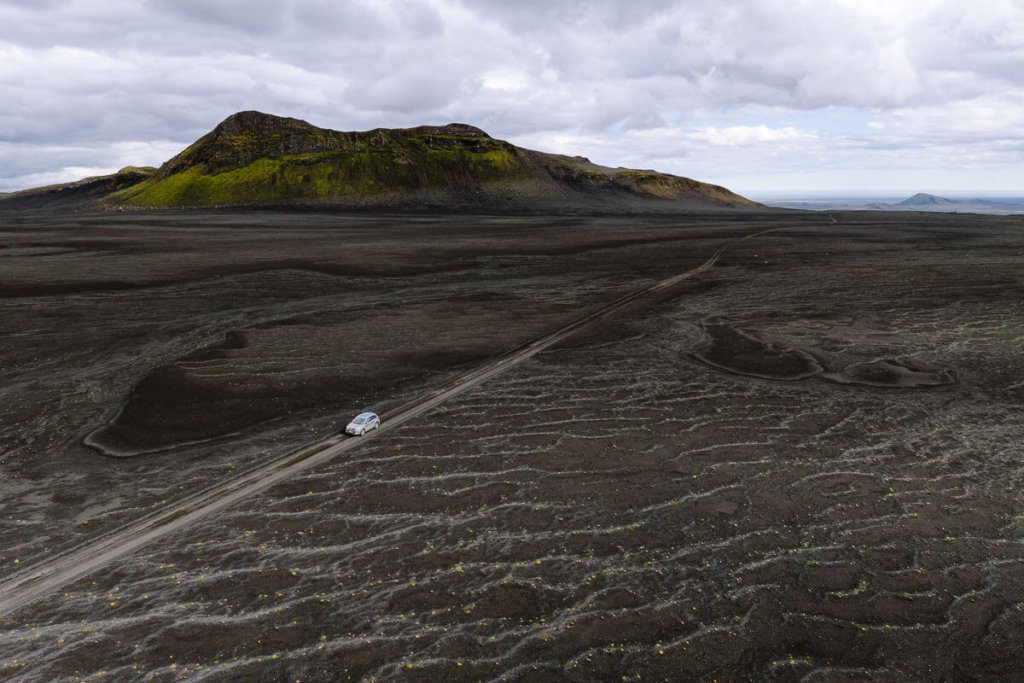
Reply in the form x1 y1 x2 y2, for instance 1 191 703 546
2 111 759 212
766 191 1024 215
0 167 155 210
896 193 957 207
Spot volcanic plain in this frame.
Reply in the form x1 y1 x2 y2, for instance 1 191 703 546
1 207 1023 681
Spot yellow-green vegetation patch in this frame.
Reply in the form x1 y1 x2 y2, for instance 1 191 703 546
113 144 532 207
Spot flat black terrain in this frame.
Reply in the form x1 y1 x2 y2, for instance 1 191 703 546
1 207 1022 681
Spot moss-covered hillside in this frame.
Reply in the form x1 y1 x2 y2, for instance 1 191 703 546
15 111 759 211
110 112 544 208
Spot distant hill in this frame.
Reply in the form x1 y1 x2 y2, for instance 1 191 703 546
1 111 759 212
896 193 957 207
0 167 155 211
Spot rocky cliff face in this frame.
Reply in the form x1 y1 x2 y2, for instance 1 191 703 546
159 111 515 178
159 111 348 176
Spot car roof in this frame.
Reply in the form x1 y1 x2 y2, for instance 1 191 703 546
354 412 377 419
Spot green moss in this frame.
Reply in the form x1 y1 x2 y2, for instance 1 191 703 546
479 148 518 171
113 142 530 207
115 162 286 206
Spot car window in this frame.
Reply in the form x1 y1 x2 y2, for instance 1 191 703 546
354 417 365 424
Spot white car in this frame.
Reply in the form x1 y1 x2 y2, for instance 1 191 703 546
345 411 380 436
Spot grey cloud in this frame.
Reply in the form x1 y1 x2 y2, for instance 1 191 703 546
288 1 390 37
0 0 60 9
349 65 460 114
462 0 679 33
146 0 291 35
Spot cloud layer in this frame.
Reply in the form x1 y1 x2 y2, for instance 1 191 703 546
1 0 1022 193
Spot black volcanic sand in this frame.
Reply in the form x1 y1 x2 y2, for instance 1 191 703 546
3 209 1024 681
0 209 763 566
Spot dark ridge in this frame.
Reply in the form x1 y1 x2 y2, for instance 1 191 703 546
0 167 156 211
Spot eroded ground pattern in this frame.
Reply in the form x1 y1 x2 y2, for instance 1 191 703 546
2 219 1024 681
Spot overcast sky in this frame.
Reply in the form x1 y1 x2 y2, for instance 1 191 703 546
1 0 1022 195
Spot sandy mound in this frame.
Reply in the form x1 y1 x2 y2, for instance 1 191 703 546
823 359 956 388
691 323 824 381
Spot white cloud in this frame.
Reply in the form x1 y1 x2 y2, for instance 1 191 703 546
689 125 809 147
7 166 115 189
481 67 532 92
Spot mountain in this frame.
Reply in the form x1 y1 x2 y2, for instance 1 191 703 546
2 112 758 212
896 193 957 207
